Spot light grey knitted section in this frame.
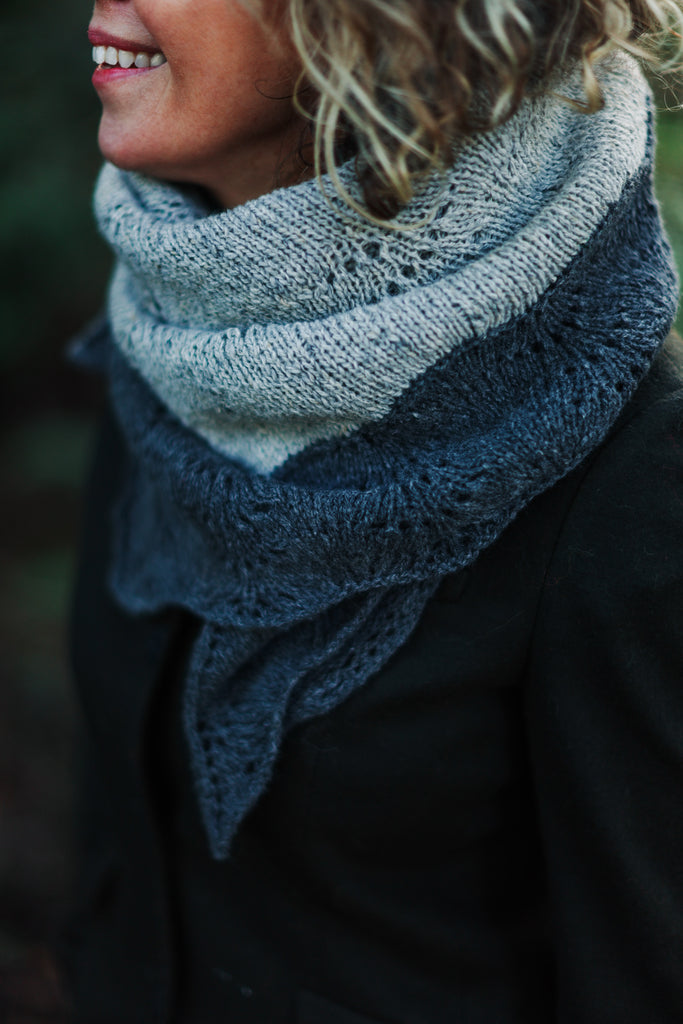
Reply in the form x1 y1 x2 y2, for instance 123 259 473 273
96 54 649 474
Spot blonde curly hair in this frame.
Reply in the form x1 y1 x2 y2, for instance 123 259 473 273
253 0 683 220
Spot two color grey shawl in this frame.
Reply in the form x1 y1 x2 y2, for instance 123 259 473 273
82 54 679 858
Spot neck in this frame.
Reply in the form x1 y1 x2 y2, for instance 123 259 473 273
179 120 314 209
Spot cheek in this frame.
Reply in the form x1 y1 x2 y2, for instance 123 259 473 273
172 49 301 140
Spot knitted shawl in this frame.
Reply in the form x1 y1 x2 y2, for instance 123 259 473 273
83 54 678 859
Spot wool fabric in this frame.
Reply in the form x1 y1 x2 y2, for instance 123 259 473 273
81 53 679 859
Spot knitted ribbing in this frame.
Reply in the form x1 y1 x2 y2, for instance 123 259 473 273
82 54 679 859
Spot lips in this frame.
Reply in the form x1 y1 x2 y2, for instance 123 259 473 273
88 27 160 52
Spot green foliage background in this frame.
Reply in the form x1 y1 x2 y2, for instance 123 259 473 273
0 0 681 962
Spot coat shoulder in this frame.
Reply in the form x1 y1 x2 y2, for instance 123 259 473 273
606 330 683 451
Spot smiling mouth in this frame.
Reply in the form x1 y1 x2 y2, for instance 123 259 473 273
92 45 167 70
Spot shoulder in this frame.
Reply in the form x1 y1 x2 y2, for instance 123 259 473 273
522 331 683 694
520 336 683 1023
598 330 683 472
555 330 683 569
466 331 683 613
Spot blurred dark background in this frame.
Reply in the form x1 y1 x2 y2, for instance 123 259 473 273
1 0 110 976
0 0 682 988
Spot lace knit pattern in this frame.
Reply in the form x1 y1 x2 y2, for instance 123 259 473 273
81 54 679 858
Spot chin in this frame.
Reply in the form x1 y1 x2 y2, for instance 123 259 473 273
98 127 139 171
98 122 156 175
97 128 194 187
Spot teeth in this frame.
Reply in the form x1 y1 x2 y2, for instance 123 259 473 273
91 45 166 69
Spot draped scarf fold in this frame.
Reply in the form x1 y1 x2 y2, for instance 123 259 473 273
82 53 679 858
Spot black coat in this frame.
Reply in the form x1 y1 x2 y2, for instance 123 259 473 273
64 333 683 1024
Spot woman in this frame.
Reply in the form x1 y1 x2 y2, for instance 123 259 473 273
65 0 683 1021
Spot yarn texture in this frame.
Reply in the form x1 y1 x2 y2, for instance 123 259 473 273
81 53 679 859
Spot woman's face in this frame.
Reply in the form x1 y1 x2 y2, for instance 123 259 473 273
89 0 307 207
